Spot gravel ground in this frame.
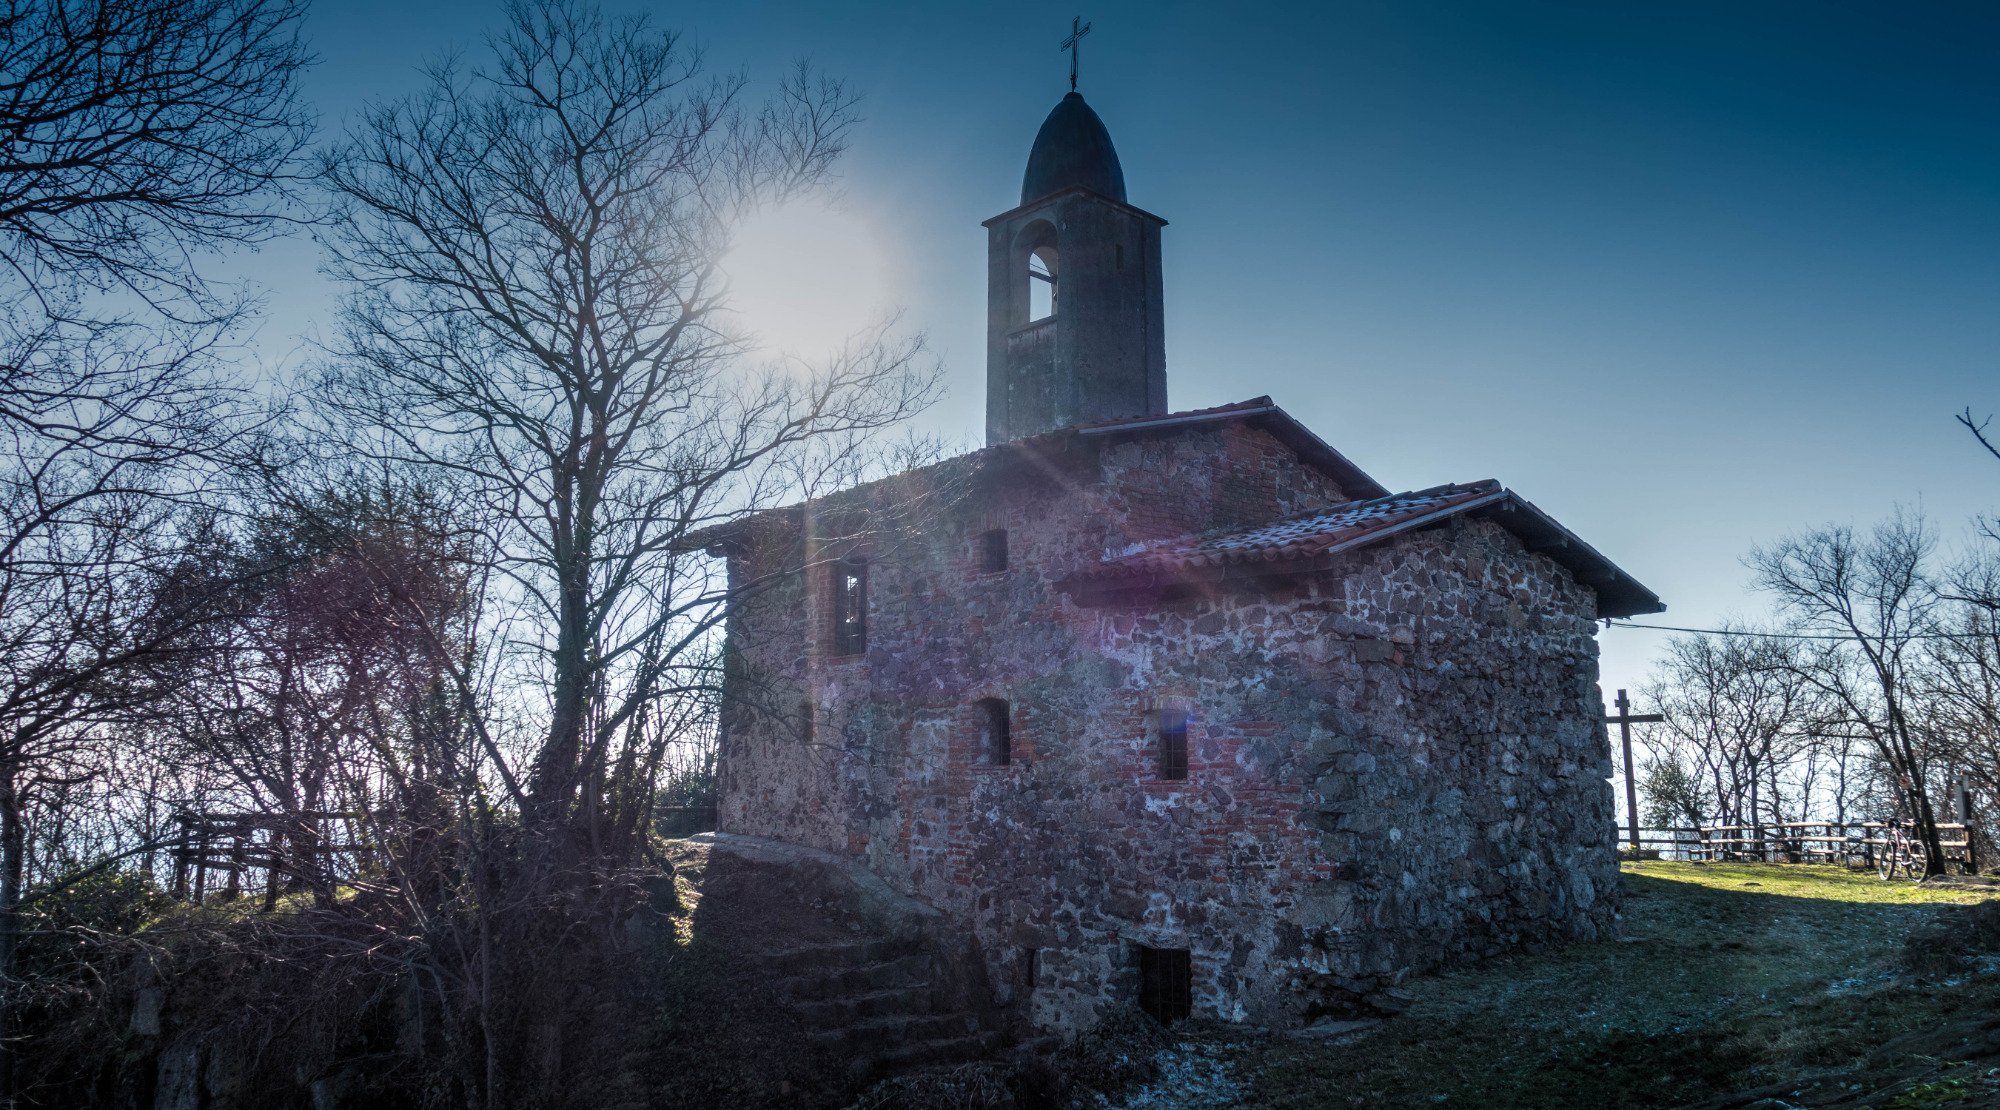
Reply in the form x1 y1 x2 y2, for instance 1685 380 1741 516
1106 1039 1248 1110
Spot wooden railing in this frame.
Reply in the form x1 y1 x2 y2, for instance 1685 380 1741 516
1619 821 1978 872
169 810 366 907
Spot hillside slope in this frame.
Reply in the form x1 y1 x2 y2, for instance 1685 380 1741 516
1237 862 2000 1108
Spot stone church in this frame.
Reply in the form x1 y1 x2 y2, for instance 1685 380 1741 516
708 89 1663 1033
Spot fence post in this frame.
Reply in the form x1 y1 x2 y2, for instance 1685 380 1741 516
1959 785 1979 875
263 825 281 912
223 833 243 898
170 814 189 900
191 832 209 903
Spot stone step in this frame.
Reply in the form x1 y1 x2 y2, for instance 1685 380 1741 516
791 985 938 1026
763 936 915 976
808 1012 980 1054
774 953 933 999
845 1030 1004 1084
888 1029 1002 1068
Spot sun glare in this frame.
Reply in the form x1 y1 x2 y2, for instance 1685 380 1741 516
721 200 896 359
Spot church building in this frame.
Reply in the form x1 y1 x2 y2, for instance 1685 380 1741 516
708 87 1663 1033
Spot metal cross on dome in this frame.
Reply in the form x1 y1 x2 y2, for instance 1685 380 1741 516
1062 16 1092 92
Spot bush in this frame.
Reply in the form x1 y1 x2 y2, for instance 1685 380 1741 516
17 865 175 982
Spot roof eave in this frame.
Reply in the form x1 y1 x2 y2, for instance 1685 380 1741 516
982 185 1169 228
1468 495 1665 619
1247 410 1392 501
1075 488 1663 621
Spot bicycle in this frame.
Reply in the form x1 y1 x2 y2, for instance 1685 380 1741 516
1875 819 1924 882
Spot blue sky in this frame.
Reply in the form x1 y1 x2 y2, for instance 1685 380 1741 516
252 0 2000 702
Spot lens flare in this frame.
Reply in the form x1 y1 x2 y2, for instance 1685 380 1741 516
720 200 896 359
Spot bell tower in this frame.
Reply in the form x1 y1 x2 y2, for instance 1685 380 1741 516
984 91 1166 445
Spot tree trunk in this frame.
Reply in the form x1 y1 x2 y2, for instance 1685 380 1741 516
1748 766 1761 861
1885 693 1949 877
0 773 24 1106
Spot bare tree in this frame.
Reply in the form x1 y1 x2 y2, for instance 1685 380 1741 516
1641 631 1825 833
309 2 938 1101
0 0 311 1097
155 487 477 901
1919 551 2000 843
1750 511 1949 875
0 0 310 311
1958 408 2000 465
317 0 936 857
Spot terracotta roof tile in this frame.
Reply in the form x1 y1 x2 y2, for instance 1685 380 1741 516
1102 480 1505 572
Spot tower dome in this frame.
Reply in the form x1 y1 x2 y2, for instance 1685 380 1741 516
1021 92 1126 206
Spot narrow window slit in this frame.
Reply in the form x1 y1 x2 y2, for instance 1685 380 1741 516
978 697 1011 766
1158 706 1189 780
831 558 867 656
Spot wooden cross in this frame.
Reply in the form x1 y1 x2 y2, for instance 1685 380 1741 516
1605 688 1664 851
1062 16 1092 92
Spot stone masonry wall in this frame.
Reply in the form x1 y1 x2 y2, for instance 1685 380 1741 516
715 422 1618 1034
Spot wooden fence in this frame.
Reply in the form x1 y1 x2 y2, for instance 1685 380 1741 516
169 810 366 907
1621 821 1979 872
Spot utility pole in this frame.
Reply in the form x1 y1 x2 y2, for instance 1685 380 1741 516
1605 689 1664 852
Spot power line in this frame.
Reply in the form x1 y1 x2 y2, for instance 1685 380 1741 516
1606 621 2000 643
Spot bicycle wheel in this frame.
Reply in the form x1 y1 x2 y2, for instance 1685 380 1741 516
1878 846 1897 881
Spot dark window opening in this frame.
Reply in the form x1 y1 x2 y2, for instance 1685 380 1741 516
831 559 867 656
980 529 1009 573
1028 245 1057 321
1021 947 1038 995
797 699 814 744
1137 945 1192 1024
978 697 1011 766
1158 707 1189 780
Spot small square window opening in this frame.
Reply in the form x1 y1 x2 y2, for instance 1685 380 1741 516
980 529 1009 573
1137 945 1192 1024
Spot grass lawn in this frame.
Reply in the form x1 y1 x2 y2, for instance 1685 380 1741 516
1238 862 2000 1109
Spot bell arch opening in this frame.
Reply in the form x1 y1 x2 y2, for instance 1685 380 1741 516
1015 220 1058 326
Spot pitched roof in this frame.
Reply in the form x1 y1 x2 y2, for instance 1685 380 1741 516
1073 397 1391 501
686 397 1390 552
1086 480 1665 619
1072 396 1275 431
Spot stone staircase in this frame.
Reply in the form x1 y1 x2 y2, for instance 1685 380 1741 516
771 935 1005 1084
678 834 1010 1092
